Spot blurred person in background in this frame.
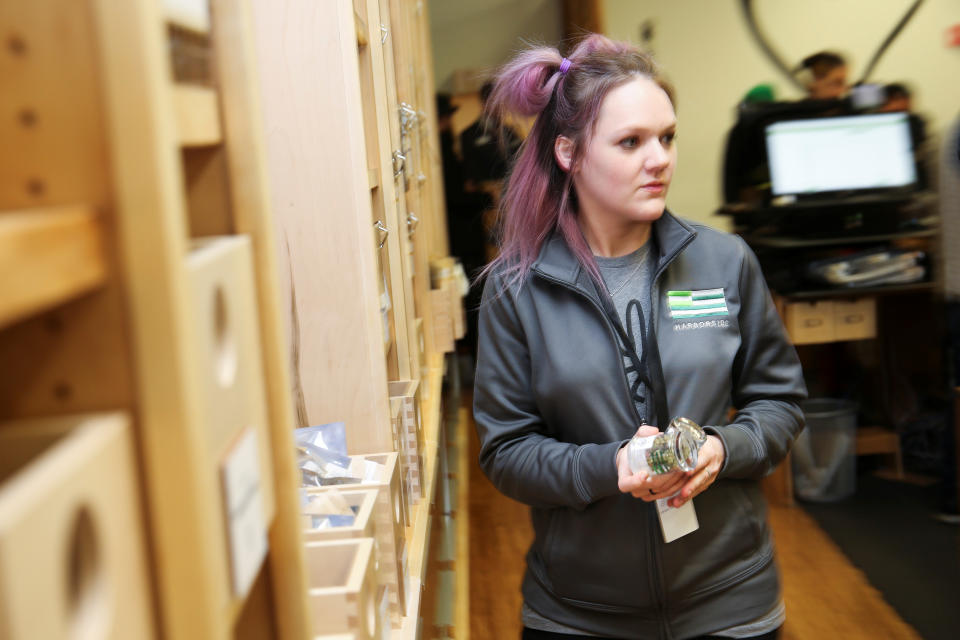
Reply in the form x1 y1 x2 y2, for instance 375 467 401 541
460 80 522 193
437 92 491 358
796 51 848 100
939 111 960 524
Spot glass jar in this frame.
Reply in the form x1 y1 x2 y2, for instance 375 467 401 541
627 417 704 475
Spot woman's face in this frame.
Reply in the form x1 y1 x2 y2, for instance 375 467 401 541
566 76 677 230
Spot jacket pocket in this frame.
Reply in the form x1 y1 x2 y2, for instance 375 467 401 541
537 497 654 611
661 481 770 600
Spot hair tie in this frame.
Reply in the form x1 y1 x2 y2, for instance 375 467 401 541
559 58 572 75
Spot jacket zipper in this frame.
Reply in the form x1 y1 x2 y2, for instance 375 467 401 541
531 228 696 634
647 235 695 640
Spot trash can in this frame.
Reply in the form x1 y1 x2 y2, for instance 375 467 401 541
792 399 858 502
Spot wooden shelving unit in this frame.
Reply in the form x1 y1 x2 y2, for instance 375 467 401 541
1 0 310 637
2 0 462 638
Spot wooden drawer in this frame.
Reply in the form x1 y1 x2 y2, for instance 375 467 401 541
187 236 275 599
303 488 377 543
834 298 876 341
0 413 155 639
783 300 835 344
305 538 383 640
307 452 406 626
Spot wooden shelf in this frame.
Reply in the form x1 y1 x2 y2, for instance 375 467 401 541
746 227 938 248
778 281 936 300
174 84 221 147
0 206 107 329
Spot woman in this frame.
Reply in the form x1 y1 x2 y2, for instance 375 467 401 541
473 34 806 639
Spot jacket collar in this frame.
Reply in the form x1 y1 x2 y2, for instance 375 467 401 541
531 210 698 289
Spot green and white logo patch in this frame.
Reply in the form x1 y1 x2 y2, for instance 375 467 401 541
667 289 729 319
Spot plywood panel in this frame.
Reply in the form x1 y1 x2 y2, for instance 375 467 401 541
249 0 392 453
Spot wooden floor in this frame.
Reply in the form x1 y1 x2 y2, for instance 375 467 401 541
465 398 921 639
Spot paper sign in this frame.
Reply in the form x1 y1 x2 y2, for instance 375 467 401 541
221 428 268 597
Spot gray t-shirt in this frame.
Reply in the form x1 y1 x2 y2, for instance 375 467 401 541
596 242 655 424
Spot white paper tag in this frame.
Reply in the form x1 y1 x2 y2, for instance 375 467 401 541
656 496 699 543
221 428 268 597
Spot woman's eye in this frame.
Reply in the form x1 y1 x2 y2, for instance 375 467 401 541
619 137 638 149
661 132 676 146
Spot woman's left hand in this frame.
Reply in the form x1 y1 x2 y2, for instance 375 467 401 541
668 435 725 508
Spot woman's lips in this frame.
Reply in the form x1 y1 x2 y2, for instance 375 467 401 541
641 182 665 194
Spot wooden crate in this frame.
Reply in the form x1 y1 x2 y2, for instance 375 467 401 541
304 538 383 640
303 488 378 543
0 413 154 639
388 379 424 506
388 397 413 523
307 452 407 626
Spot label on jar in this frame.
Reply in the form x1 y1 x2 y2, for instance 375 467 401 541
657 496 699 543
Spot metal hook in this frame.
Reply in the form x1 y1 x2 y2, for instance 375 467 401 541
380 24 388 44
407 212 419 235
374 220 389 249
392 150 406 177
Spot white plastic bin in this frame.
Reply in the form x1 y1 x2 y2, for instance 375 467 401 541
793 399 858 502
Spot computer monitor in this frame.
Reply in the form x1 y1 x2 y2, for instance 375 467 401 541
764 112 917 200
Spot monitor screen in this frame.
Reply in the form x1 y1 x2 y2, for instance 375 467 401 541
764 112 917 198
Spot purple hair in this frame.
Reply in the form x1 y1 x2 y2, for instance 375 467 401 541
481 34 675 292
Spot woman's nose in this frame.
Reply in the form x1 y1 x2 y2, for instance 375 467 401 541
644 141 670 172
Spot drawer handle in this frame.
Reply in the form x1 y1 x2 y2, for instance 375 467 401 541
803 318 823 328
843 313 864 324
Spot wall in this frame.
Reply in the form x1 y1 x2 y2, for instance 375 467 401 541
429 0 563 93
602 0 960 228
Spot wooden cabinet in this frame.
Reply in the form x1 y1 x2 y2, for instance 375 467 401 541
2 0 459 637
1 0 310 637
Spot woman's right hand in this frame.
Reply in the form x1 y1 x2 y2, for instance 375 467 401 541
616 425 688 501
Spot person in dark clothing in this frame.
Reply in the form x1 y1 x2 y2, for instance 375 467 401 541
460 81 522 190
437 93 491 356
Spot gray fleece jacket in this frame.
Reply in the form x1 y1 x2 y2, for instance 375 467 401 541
473 211 807 639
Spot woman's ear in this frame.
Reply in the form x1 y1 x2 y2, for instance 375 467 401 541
554 135 574 173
